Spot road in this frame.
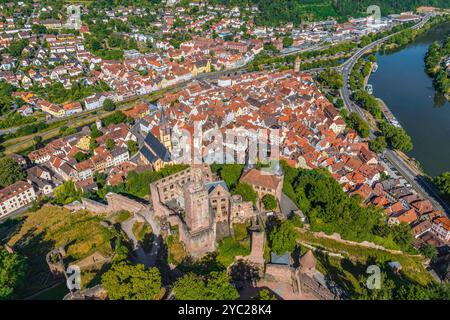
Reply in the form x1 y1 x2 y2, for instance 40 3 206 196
121 211 161 268
339 13 449 215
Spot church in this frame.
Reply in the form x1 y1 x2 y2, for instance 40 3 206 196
136 106 173 171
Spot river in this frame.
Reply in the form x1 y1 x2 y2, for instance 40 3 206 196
369 22 450 177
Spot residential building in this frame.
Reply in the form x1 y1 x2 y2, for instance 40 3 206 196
0 181 36 217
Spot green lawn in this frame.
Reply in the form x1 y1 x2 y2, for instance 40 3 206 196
5 205 116 298
297 230 434 296
132 221 152 242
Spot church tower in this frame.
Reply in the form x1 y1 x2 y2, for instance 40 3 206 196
294 56 301 73
159 106 172 151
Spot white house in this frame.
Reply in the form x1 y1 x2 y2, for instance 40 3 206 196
431 217 450 242
84 93 106 110
0 181 36 217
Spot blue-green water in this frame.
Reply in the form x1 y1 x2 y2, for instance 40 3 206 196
369 23 450 177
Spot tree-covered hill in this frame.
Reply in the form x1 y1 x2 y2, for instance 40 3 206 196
211 0 450 25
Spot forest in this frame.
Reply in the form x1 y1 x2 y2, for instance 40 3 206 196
280 162 415 252
425 35 450 96
212 0 450 25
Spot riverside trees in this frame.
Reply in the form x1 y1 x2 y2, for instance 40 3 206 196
425 35 450 97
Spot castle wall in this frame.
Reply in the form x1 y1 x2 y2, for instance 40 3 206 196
178 221 216 257
105 193 146 213
150 165 212 218
265 264 294 284
230 195 254 223
81 198 109 214
216 220 231 241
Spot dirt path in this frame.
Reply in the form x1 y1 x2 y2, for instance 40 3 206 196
299 229 422 258
121 212 161 268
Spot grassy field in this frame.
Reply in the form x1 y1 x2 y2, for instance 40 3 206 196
167 233 187 266
3 205 116 298
232 222 251 241
110 210 131 224
132 221 152 242
297 230 434 297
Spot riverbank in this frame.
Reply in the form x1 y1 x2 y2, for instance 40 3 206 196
376 98 401 128
424 34 450 101
369 20 450 177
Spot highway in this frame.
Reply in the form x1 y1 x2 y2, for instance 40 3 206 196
338 13 450 215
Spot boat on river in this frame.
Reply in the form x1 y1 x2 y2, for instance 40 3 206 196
372 63 378 72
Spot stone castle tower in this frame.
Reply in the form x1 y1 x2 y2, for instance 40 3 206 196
294 56 301 73
184 168 211 232
159 106 172 151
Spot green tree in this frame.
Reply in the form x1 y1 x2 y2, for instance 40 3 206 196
89 139 99 152
419 244 438 260
172 272 239 300
433 172 450 200
347 112 370 138
282 36 293 48
389 223 414 252
397 284 433 300
127 140 139 156
74 151 89 163
53 180 82 205
318 69 344 90
379 122 413 153
172 273 208 300
31 24 48 34
218 164 243 188
262 194 277 211
33 135 43 149
106 138 115 151
103 111 126 126
206 271 240 300
232 183 258 205
8 39 28 57
101 262 162 300
256 289 277 300
0 158 25 188
94 172 107 189
125 170 162 198
269 220 297 255
103 99 116 112
0 246 27 300
358 272 395 300
90 125 103 139
0 81 15 115
369 136 387 154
